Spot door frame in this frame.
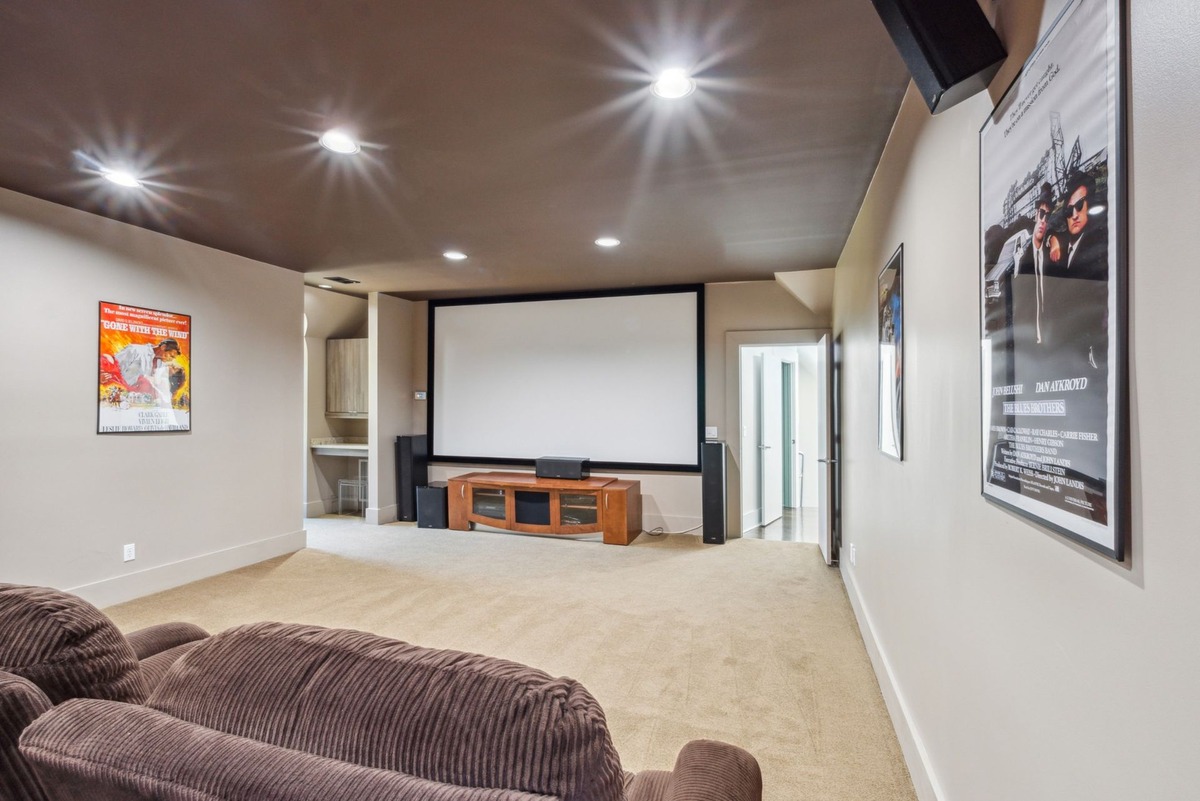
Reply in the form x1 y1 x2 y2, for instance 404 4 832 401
725 329 831 540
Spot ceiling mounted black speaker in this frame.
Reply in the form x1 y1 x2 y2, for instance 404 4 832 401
871 0 1007 114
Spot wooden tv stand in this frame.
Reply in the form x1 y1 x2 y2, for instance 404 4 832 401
447 472 641 545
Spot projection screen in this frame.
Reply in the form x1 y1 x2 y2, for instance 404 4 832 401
429 286 703 471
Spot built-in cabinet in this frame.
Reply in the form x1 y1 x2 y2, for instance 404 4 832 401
326 338 368 418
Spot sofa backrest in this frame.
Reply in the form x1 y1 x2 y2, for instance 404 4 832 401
147 622 625 801
0 584 147 705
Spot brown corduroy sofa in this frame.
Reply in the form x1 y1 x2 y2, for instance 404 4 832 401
0 583 210 801
18 620 762 801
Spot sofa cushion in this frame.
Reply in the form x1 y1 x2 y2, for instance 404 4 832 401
0 584 146 705
148 622 625 801
21 698 557 801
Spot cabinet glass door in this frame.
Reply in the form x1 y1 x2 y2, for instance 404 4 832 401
472 488 506 520
559 493 598 526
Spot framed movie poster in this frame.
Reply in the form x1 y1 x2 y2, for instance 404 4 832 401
98 302 191 433
878 245 903 461
979 0 1126 559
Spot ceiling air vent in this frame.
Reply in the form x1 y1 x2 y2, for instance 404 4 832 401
322 276 361 284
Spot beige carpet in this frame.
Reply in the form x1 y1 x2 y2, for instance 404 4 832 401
106 517 916 801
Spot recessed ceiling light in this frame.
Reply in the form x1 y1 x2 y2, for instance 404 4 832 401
317 284 333 289
443 250 468 261
595 237 621 248
101 168 143 188
651 68 695 99
319 129 360 154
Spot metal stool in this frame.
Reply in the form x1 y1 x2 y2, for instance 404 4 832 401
337 459 368 515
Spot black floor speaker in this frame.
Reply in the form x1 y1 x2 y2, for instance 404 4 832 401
395 435 428 522
416 482 448 529
701 440 727 544
870 0 1006 113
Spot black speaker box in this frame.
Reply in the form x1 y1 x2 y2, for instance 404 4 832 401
416 482 448 529
535 457 590 480
701 440 727 544
870 0 1006 114
395 435 428 522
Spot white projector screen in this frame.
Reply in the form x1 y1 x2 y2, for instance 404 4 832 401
430 287 703 470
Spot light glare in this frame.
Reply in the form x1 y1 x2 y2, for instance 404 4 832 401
443 250 468 261
102 169 143 188
651 68 695 99
319 129 360 154
595 237 621 248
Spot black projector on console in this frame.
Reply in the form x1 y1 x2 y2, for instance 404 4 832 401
535 457 590 480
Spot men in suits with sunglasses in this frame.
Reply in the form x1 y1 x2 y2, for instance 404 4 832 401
1055 170 1108 282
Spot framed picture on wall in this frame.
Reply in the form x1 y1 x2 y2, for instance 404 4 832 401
98 301 192 433
978 0 1126 560
878 245 903 461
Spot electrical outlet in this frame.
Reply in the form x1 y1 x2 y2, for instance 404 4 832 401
123 543 136 562
849 543 856 567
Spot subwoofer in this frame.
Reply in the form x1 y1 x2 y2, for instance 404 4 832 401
870 0 1007 113
416 482 448 529
701 440 727 544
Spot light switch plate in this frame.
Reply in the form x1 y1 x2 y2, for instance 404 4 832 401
705 426 718 439
413 391 427 400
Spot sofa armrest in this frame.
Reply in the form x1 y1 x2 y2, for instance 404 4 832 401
21 698 556 801
665 739 762 801
124 622 208 660
1 670 52 801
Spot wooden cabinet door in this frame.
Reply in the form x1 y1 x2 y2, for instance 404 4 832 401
602 480 641 545
448 478 470 530
326 338 368 416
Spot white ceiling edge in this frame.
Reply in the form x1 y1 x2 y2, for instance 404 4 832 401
775 268 835 317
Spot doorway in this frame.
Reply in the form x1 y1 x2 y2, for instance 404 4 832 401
739 341 823 545
720 328 835 561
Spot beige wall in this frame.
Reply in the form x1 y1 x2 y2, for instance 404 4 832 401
0 188 305 607
303 287 367 515
368 292 416 524
707 281 828 534
833 1 1200 799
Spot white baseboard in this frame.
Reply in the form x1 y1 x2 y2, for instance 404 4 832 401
643 514 702 535
70 529 308 609
742 507 761 532
366 504 397 525
840 567 943 801
304 499 328 517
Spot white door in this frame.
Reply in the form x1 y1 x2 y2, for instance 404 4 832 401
760 351 784 525
816 334 834 564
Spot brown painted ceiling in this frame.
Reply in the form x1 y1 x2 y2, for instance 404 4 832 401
0 1 908 300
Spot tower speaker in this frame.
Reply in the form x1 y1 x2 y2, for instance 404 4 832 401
394 435 428 522
701 440 727 544
870 0 1007 114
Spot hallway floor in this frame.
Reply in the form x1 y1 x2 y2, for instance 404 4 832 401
742 507 818 543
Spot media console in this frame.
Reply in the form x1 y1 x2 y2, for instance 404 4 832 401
446 472 641 545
